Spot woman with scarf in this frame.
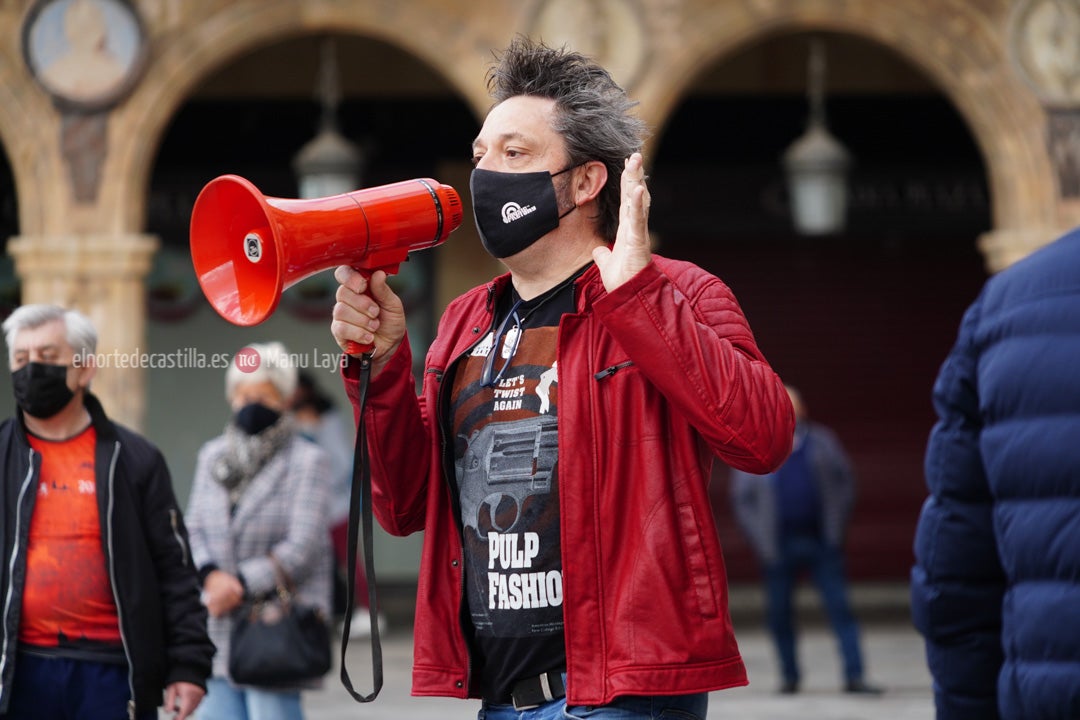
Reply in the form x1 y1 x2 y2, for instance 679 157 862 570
185 342 333 720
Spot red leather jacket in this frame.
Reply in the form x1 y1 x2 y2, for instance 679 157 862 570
345 258 793 705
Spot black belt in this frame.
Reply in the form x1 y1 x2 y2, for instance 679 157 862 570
511 669 566 711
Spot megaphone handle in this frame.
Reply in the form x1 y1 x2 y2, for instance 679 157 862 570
344 267 376 356
345 338 374 355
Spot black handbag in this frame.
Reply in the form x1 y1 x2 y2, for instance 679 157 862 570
228 554 332 686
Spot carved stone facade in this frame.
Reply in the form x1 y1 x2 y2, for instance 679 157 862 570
0 0 1076 427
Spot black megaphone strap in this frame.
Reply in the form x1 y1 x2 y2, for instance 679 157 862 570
339 353 383 702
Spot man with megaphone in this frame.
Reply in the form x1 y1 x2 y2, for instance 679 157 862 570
331 35 795 719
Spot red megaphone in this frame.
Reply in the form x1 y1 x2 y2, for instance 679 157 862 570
189 174 462 353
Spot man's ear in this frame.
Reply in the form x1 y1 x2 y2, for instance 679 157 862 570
572 160 608 207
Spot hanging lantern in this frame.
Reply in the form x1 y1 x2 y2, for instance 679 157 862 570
293 38 362 200
782 37 852 236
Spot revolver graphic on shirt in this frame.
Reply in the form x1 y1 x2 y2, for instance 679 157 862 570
458 416 558 534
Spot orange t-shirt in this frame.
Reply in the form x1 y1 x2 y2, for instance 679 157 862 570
19 427 122 648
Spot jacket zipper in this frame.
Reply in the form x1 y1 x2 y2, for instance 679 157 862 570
104 440 138 720
436 303 498 698
593 360 633 380
0 450 38 702
169 509 189 567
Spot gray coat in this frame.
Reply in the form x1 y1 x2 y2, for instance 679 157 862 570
729 422 855 564
186 433 334 681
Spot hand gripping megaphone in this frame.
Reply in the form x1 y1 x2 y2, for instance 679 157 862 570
189 174 463 354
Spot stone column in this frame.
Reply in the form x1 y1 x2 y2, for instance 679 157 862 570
7 233 159 429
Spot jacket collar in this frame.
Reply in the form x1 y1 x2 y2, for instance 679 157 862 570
14 391 117 447
486 262 606 314
573 262 606 310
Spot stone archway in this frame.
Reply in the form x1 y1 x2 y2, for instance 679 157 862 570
633 0 1059 272
108 1 501 235
69 1 509 427
0 0 1066 430
0 36 61 238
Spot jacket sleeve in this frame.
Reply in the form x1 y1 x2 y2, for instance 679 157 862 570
141 449 215 689
184 444 215 574
911 294 1005 720
593 262 794 473
342 343 432 537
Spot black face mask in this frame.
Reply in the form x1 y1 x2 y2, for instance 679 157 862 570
234 402 282 436
470 166 577 258
12 362 75 420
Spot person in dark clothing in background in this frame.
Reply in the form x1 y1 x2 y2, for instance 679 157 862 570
731 385 882 696
912 226 1080 719
0 304 213 720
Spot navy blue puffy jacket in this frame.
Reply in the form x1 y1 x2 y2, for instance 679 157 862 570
911 227 1080 719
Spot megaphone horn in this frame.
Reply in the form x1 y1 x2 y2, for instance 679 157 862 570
189 174 462 352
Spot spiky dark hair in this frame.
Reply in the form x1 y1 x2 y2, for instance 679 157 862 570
486 35 649 242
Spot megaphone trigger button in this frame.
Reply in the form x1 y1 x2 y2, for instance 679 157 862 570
243 232 263 264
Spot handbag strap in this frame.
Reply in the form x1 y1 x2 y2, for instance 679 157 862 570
339 353 383 702
267 553 294 603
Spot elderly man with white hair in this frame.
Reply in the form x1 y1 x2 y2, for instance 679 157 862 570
185 341 333 720
0 304 213 720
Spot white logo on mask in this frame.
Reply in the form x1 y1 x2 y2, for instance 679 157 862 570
501 202 538 224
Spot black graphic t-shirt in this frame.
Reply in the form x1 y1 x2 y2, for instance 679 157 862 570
450 274 579 703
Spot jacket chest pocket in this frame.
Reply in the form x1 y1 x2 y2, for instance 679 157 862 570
591 360 667 447
593 360 633 381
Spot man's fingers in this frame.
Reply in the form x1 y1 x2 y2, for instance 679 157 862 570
176 698 195 720
622 153 646 190
333 293 378 326
333 265 360 291
366 270 391 300
335 270 388 323
333 265 368 294
164 686 177 713
170 683 205 720
331 318 375 352
620 154 650 221
633 183 650 218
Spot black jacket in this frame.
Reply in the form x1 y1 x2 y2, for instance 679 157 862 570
0 393 214 717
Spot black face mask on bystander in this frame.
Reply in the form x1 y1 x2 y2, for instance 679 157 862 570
234 402 282 436
12 362 75 420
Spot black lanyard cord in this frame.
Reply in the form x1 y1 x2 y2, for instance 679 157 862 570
339 352 383 702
